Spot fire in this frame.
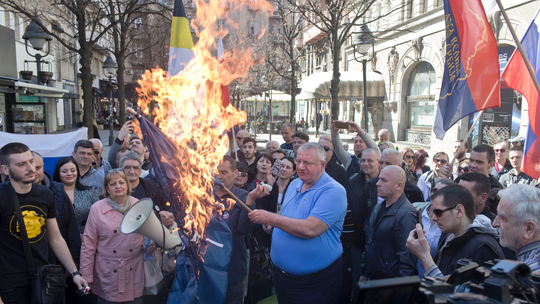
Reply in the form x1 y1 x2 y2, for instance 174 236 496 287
136 0 273 242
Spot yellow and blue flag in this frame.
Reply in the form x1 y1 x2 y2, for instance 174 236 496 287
168 0 195 76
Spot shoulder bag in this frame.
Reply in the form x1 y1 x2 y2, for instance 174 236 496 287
8 183 66 304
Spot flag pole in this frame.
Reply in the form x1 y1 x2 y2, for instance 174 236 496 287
447 80 500 169
495 0 540 97
231 127 239 161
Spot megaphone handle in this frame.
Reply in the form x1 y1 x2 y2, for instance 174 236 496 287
219 186 252 213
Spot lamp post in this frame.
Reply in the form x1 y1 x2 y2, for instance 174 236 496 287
103 54 117 146
352 24 376 134
22 19 53 85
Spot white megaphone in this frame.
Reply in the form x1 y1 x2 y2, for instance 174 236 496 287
120 198 183 255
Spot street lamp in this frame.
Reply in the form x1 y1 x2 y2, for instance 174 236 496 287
352 24 376 133
102 54 117 146
22 19 53 85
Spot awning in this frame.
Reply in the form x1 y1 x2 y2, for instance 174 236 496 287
242 90 291 103
297 71 386 100
15 81 70 98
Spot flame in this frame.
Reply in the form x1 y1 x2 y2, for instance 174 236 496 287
136 0 273 242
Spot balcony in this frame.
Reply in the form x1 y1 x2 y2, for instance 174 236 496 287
303 24 326 45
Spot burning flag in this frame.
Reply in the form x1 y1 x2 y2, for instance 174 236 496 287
134 0 274 302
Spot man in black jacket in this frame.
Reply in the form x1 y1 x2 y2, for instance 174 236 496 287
319 138 348 190
361 166 418 280
407 185 504 277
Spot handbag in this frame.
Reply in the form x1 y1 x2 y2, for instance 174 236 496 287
143 247 167 296
9 183 66 304
246 232 273 283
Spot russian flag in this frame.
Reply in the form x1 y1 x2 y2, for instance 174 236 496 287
0 128 88 176
501 8 540 179
168 0 195 76
433 0 500 139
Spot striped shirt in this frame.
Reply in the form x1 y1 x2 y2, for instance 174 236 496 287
517 241 540 273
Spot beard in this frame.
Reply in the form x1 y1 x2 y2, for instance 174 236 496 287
9 168 36 184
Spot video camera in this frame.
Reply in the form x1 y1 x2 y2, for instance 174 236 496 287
352 259 540 304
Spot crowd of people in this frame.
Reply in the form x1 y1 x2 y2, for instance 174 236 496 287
1 118 540 304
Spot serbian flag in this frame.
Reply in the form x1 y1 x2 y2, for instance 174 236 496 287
433 0 500 139
501 8 540 179
168 0 195 76
217 36 230 107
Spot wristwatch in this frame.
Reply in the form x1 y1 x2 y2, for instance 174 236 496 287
71 271 82 277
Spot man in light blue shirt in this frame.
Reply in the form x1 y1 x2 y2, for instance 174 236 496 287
249 142 346 303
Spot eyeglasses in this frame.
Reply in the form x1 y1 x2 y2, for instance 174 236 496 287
458 166 470 173
433 158 448 165
322 146 333 152
405 155 415 160
494 149 507 153
432 205 457 217
238 172 248 178
294 159 322 166
93 150 100 155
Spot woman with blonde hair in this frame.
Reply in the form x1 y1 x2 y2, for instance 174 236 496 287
401 148 415 171
80 170 145 303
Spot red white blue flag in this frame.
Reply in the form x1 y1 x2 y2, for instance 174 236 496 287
501 8 540 179
434 0 500 139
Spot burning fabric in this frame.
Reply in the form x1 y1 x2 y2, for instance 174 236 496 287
131 0 273 302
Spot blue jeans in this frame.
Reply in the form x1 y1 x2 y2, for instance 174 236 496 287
0 285 32 304
274 257 343 304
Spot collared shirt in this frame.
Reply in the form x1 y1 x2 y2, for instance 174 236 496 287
271 172 346 275
96 158 112 176
80 167 105 194
499 169 537 188
517 240 540 273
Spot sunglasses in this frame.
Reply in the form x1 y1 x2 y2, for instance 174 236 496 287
458 166 470 173
432 205 457 217
494 149 507 153
405 155 415 160
433 158 448 165
238 172 248 178
323 146 333 152
93 150 100 155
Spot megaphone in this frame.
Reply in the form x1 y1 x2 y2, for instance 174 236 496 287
120 198 182 255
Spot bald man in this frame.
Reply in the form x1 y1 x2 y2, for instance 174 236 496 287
361 165 418 280
380 149 425 203
234 130 250 161
319 138 348 190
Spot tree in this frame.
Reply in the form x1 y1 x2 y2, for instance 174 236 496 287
289 0 410 121
264 0 306 123
104 0 169 125
1 0 119 138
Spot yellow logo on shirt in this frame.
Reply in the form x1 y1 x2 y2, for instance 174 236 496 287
10 205 47 243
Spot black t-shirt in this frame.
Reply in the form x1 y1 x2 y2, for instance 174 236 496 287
130 182 148 200
375 202 390 225
0 183 57 289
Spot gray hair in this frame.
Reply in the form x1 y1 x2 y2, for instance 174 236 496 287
89 138 103 149
362 147 381 159
119 151 142 168
379 141 395 150
498 184 540 233
381 148 402 165
298 142 326 162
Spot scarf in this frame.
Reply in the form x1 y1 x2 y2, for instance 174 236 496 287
107 196 131 214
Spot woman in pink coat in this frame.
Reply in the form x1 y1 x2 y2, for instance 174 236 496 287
80 170 144 303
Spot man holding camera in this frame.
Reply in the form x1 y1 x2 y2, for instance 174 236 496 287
407 185 504 277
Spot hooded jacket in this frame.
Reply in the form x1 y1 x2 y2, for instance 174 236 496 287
431 215 504 276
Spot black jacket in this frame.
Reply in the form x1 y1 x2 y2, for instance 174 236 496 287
41 172 81 263
254 179 292 248
362 193 418 280
435 223 504 275
325 158 349 191
139 178 168 212
404 180 425 203
348 173 378 249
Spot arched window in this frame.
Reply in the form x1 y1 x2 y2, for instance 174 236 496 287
407 61 437 128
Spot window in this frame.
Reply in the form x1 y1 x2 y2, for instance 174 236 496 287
407 61 437 128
